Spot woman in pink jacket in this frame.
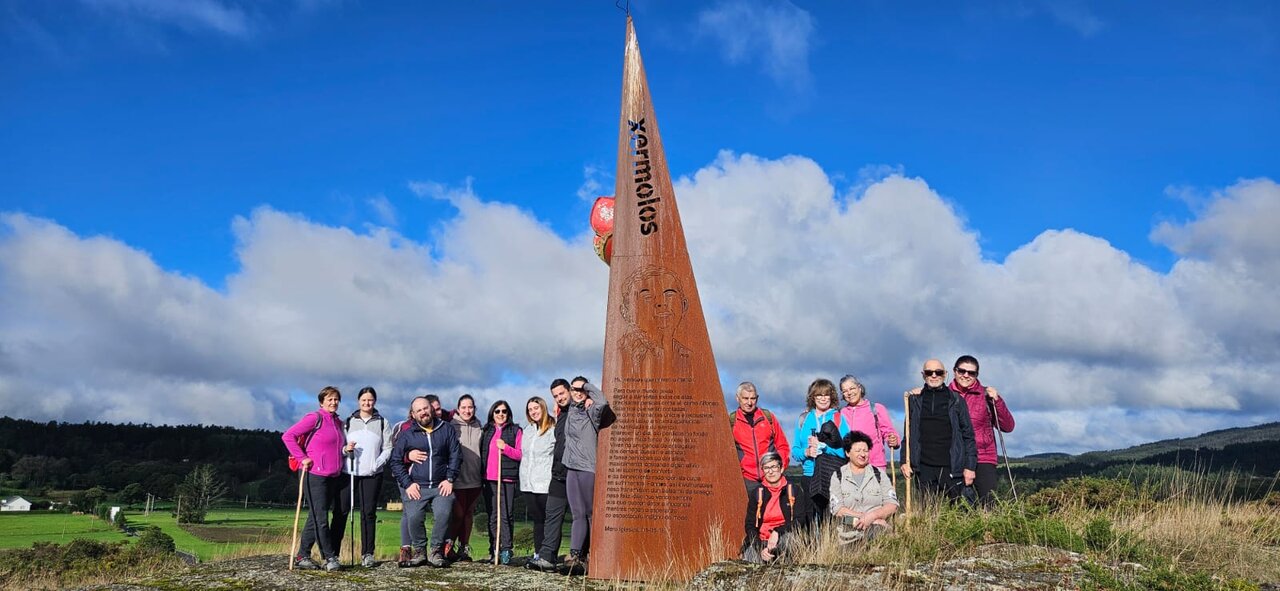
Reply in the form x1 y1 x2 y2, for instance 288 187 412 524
282 386 348 572
951 355 1014 507
837 375 900 470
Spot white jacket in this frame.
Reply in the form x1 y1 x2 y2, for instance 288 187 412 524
519 423 556 494
343 410 394 477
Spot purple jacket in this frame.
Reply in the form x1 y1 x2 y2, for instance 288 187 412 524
952 381 1015 465
283 410 346 477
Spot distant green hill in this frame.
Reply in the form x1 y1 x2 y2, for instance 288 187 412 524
1017 421 1280 467
1009 422 1280 498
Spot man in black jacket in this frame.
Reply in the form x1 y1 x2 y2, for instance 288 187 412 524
902 359 977 503
391 395 461 567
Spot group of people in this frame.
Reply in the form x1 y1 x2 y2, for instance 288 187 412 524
282 377 609 573
733 355 1015 562
281 354 1014 572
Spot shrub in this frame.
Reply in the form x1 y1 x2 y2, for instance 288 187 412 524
1027 476 1139 512
135 528 175 555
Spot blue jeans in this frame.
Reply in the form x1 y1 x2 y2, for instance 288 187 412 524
402 485 455 551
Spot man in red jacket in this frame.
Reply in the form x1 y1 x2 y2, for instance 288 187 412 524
731 381 791 496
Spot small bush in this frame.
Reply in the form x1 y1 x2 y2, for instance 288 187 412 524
136 528 175 555
1027 476 1139 512
1084 517 1115 552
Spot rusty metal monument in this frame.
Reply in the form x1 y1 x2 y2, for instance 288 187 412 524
588 17 746 581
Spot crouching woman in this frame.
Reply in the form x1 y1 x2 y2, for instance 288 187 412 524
829 430 898 544
742 452 810 563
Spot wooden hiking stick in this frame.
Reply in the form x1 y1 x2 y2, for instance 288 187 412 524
289 464 308 570
903 393 912 518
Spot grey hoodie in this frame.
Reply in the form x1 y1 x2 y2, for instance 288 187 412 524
563 382 609 473
450 413 485 489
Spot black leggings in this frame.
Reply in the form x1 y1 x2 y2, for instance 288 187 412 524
974 463 998 507
333 474 381 556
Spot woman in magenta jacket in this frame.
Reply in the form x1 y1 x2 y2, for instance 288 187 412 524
282 386 348 571
951 355 1015 506
836 375 900 470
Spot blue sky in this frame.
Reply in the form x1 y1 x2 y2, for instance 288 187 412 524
1 0 1277 454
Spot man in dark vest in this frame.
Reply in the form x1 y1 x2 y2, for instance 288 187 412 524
902 359 978 503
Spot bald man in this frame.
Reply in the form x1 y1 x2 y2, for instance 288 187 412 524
901 359 978 503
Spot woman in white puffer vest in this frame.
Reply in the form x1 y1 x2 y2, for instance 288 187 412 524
520 396 557 570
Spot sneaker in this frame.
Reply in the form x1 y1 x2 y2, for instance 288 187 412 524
323 557 341 572
499 550 512 565
407 547 427 568
294 556 320 570
427 548 446 568
530 557 556 571
361 554 376 568
396 545 412 567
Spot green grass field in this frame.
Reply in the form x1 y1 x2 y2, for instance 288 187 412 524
0 512 124 548
0 507 568 563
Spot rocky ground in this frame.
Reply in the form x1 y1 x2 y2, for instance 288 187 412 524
76 544 1279 591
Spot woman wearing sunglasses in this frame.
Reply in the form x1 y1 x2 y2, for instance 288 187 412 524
480 400 522 564
950 355 1014 507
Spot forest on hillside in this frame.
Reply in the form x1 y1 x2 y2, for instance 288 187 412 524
2 416 1276 505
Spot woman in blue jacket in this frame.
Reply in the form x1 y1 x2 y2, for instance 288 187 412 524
791 378 844 523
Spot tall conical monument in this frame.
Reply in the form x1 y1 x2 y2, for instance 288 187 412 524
588 17 746 581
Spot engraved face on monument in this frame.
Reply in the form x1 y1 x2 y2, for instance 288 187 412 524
620 265 692 378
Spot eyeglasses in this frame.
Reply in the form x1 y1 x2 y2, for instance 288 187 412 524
761 464 782 472
494 409 508 415
571 387 585 392
955 368 979 377
923 369 946 377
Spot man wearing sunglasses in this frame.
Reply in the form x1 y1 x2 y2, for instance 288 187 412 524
901 360 977 503
560 376 610 573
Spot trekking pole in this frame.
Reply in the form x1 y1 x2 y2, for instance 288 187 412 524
989 395 1019 503
494 452 502 567
877 399 898 491
348 455 356 566
902 392 912 518
289 464 308 570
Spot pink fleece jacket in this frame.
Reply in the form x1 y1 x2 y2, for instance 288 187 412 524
485 427 522 482
837 400 899 469
282 410 346 477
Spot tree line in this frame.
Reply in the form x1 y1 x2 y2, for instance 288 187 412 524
0 417 402 508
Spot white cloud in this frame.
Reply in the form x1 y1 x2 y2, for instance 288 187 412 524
696 0 814 92
366 194 398 227
2 158 1276 454
1037 0 1105 37
79 0 255 38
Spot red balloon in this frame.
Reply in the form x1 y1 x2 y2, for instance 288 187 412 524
590 196 616 236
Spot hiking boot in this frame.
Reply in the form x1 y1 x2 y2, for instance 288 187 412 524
442 540 454 559
407 547 427 568
455 545 472 562
499 550 512 565
427 548 447 568
530 556 556 571
479 553 494 564
396 545 412 567
294 556 320 570
361 554 376 568
323 557 341 572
